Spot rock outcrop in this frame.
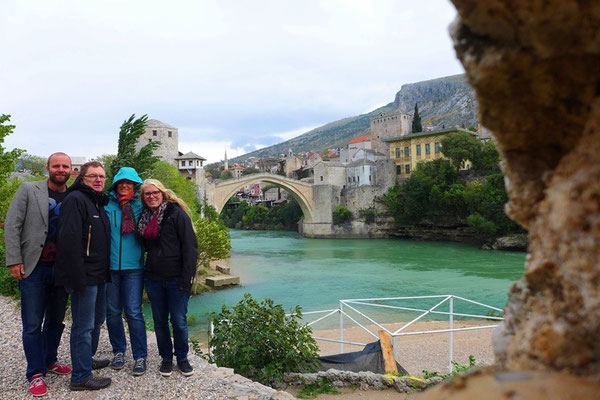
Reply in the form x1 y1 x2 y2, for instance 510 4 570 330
449 0 600 376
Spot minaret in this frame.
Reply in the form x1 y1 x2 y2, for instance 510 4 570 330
224 150 229 170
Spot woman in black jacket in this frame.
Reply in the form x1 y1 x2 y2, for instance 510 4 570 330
55 161 112 391
138 179 198 378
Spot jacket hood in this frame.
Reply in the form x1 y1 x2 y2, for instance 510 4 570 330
110 167 143 190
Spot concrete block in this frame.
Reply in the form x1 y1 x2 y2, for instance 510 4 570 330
205 276 240 287
216 265 230 274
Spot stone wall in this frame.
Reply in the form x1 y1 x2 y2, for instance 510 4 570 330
450 0 600 377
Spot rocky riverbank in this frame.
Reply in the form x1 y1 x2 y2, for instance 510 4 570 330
0 295 291 400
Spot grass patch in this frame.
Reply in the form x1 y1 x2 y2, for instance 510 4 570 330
297 380 341 399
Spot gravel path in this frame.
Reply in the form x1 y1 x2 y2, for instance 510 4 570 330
0 295 284 400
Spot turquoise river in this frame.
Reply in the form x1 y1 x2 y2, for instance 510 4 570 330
147 229 527 339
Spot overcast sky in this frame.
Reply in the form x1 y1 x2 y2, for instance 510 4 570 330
1 0 464 164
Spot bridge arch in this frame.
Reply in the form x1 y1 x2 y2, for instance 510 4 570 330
208 173 315 224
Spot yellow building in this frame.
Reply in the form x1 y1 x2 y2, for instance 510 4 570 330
383 127 474 179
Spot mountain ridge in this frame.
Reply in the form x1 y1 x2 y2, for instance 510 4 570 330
229 73 477 164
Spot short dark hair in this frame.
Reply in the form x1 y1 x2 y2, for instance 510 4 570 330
79 161 104 177
47 152 72 167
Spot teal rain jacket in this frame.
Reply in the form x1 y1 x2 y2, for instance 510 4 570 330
105 167 145 271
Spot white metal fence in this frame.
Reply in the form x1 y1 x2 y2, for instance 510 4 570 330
298 295 503 373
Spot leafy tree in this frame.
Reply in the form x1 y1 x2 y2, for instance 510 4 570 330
18 153 47 176
109 114 160 181
94 153 117 170
332 205 353 224
473 141 501 174
412 103 422 133
148 161 201 215
440 131 482 171
0 114 24 297
194 218 230 268
242 167 259 175
209 293 320 385
220 171 233 180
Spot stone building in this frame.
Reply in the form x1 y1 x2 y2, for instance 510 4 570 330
136 119 179 166
369 110 412 155
340 135 371 162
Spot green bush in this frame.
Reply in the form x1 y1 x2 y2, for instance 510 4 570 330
209 293 320 385
467 213 498 236
332 205 353 225
358 207 377 224
194 217 231 269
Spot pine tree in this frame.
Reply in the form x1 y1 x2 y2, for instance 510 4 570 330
412 103 422 133
109 114 160 180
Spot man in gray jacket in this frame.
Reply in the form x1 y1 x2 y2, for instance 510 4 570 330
5 152 73 397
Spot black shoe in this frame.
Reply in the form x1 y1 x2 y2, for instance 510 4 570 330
159 360 173 377
177 360 194 377
70 377 111 391
92 358 110 370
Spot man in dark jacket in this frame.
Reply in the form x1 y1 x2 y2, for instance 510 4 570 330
54 161 112 391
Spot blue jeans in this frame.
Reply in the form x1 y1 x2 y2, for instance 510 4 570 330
106 270 147 360
19 265 69 381
69 283 106 384
145 279 190 362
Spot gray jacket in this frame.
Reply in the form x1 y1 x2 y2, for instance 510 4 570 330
4 180 50 279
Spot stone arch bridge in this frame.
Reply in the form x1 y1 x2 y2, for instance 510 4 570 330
204 173 337 233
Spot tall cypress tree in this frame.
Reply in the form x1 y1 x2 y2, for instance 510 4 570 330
412 103 422 133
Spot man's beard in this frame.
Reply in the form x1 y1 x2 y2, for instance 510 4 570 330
49 173 69 185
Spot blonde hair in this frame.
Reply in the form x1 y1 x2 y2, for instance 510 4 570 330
140 178 193 218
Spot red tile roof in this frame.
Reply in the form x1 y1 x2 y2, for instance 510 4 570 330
349 135 371 144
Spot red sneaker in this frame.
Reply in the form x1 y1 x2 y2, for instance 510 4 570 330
29 374 47 397
48 362 72 375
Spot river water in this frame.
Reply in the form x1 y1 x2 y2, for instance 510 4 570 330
172 230 526 339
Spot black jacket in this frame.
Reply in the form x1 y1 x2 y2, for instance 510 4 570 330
54 177 110 290
143 202 198 293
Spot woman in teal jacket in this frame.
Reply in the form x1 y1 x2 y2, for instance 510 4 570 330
104 167 147 376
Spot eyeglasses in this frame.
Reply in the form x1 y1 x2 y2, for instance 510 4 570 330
143 191 162 198
83 174 106 180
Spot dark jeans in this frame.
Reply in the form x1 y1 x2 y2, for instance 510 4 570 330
69 283 106 384
107 270 147 360
145 279 190 362
19 265 69 381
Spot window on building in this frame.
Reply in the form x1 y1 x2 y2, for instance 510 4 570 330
395 148 400 158
168 131 172 137
404 147 410 157
435 142 441 153
189 160 194 166
196 161 199 166
152 130 157 136
405 164 411 174
348 177 351 183
320 176 323 181
425 143 431 154
416 144 421 155
357 176 360 183
396 165 402 175
353 177 356 182
369 175 371 182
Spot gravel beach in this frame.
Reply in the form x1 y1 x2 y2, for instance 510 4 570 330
0 295 280 400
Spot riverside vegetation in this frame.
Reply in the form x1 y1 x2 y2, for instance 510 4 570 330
0 114 231 298
384 131 525 243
